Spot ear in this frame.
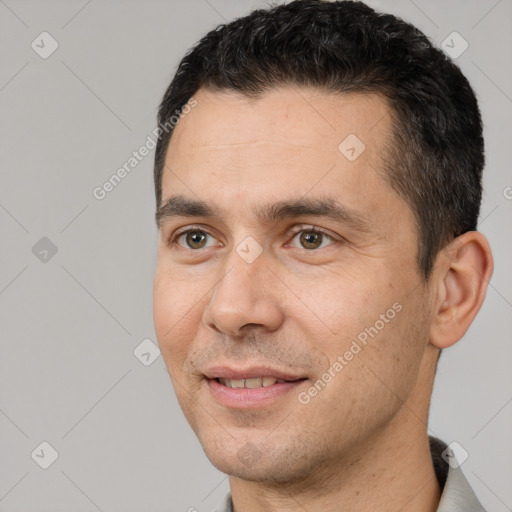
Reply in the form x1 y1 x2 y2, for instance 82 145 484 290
429 231 494 349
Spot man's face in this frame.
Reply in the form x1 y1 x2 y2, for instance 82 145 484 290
153 87 435 482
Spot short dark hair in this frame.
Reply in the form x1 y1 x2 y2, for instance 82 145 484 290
154 0 484 280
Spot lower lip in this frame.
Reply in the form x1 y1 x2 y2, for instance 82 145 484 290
206 378 307 408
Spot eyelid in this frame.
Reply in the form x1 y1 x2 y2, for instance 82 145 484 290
171 224 213 238
287 224 335 237
169 224 221 248
286 224 339 247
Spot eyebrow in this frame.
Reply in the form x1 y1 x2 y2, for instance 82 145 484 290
155 194 374 234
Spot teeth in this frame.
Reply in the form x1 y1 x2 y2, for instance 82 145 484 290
218 377 286 388
245 377 262 389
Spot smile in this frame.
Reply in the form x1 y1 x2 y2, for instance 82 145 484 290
204 367 308 408
217 377 288 388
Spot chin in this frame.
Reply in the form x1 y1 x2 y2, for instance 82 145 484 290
200 439 317 484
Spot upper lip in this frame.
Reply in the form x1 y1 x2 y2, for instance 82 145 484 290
203 365 307 381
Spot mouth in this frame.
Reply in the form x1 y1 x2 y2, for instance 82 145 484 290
203 366 308 408
216 376 292 388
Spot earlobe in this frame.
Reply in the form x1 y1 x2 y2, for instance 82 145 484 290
429 231 494 349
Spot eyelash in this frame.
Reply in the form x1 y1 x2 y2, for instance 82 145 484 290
168 225 338 251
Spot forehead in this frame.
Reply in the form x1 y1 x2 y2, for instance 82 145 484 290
167 86 392 158
161 86 410 235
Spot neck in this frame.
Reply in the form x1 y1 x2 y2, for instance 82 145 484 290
229 346 442 512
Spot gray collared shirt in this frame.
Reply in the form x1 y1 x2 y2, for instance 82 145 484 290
212 437 486 512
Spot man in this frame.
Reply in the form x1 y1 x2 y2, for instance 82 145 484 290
152 1 493 510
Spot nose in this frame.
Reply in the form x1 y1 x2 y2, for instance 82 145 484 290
202 245 285 338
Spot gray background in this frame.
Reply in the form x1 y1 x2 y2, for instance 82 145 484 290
0 0 511 510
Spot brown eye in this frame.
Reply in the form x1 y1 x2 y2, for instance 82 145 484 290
299 231 324 249
290 228 334 250
175 230 215 249
186 231 207 249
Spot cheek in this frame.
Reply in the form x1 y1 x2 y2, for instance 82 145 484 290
299 268 421 383
153 268 204 368
292 267 382 341
349 296 429 404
